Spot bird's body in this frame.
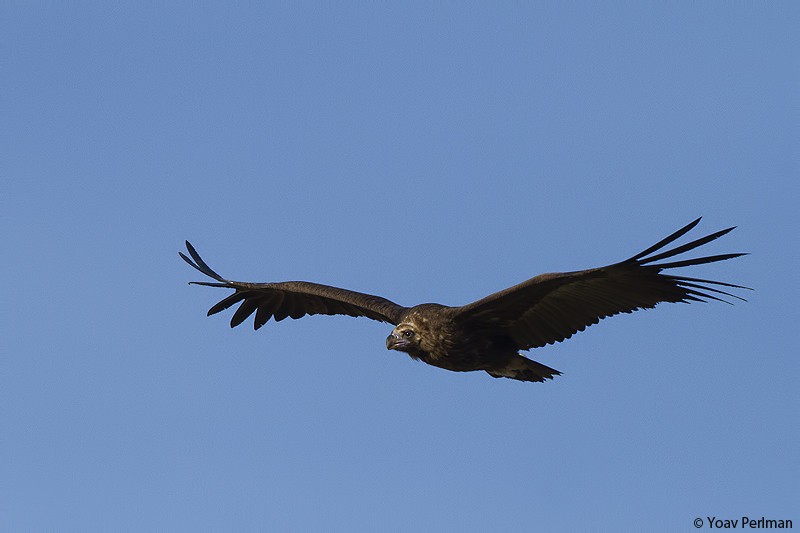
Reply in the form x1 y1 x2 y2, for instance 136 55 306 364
181 218 749 382
386 305 560 380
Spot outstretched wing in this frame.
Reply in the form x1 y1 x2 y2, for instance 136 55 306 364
180 242 408 329
454 218 750 350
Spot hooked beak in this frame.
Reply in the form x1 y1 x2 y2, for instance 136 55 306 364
386 333 401 350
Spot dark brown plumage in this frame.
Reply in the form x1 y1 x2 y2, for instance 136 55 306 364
180 218 749 382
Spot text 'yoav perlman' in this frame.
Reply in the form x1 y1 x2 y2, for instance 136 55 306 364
698 516 793 529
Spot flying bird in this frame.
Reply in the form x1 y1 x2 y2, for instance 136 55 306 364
180 218 749 382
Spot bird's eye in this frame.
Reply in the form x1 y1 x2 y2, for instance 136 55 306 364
403 330 413 337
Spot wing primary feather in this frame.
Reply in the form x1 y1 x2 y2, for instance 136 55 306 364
637 227 736 265
668 275 752 291
652 253 747 270
207 292 247 316
178 251 197 270
628 218 702 261
681 288 731 304
270 292 289 321
189 281 231 288
181 241 227 282
230 298 259 328
676 280 747 302
254 303 273 330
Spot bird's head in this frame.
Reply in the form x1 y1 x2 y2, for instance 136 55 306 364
386 323 420 354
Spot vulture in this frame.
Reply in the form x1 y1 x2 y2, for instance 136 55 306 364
180 218 749 382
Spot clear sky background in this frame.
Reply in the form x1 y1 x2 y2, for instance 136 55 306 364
2 3 797 531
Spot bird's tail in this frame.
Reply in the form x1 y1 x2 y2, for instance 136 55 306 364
486 355 561 383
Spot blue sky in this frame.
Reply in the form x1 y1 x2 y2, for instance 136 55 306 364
2 3 797 531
